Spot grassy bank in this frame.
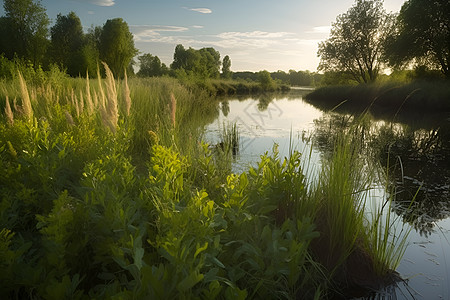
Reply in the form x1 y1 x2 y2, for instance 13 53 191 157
176 77 291 97
0 70 408 299
305 81 450 120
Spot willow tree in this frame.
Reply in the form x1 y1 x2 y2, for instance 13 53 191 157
318 0 395 83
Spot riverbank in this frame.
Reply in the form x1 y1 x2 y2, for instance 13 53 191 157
0 73 408 299
304 81 450 123
177 77 291 96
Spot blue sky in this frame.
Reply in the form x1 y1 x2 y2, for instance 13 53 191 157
2 0 406 72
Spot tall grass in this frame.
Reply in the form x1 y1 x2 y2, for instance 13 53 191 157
0 67 411 299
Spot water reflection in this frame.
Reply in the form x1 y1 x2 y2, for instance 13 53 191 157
221 101 230 117
311 112 450 235
376 124 450 235
205 92 450 299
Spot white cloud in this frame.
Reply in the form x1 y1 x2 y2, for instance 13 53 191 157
132 28 321 71
213 31 295 49
307 26 332 34
187 8 212 14
74 0 115 6
192 25 204 29
87 11 95 15
131 25 189 42
218 31 292 39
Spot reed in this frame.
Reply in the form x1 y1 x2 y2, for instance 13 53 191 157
219 122 239 156
170 92 176 128
4 95 13 125
85 72 94 115
18 71 33 121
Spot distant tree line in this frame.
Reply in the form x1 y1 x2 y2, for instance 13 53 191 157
137 45 233 80
318 0 450 84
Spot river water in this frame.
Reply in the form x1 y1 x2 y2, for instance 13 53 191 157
204 88 450 299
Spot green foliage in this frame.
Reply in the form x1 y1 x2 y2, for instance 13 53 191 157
99 18 138 78
386 0 450 78
0 0 49 66
48 12 87 77
171 44 221 79
137 53 169 77
318 0 395 83
258 70 276 91
221 55 232 79
305 81 450 114
0 70 409 299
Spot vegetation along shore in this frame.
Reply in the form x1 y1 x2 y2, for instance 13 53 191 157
2 0 450 298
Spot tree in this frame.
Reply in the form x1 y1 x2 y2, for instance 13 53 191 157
385 0 450 78
48 12 85 76
137 53 167 77
258 70 275 91
317 0 395 83
222 55 232 79
171 44 221 79
199 47 221 78
99 18 137 78
0 0 49 66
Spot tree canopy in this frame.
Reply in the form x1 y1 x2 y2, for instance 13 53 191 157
99 18 137 78
221 55 232 79
171 44 221 79
137 53 168 77
0 0 49 66
48 12 85 76
318 0 394 83
385 0 450 78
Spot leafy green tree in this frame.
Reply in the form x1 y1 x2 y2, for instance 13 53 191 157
199 47 221 78
0 0 49 66
99 18 137 78
318 0 395 83
137 53 168 77
171 44 221 79
385 0 450 78
48 12 85 76
258 70 275 91
222 55 232 79
171 44 188 70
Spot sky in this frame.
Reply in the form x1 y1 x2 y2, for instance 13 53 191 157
1 0 407 72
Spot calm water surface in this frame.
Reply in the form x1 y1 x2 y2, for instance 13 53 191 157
205 88 450 299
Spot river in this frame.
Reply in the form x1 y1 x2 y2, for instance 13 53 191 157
204 88 450 299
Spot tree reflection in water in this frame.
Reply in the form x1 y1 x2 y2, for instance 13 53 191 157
312 112 450 235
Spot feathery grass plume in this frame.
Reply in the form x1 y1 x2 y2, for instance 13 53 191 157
101 62 119 132
65 110 75 126
13 97 21 114
97 64 106 109
85 71 94 114
18 71 33 121
170 92 176 127
71 89 80 117
103 62 117 101
5 95 14 125
123 68 131 116
92 89 99 109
